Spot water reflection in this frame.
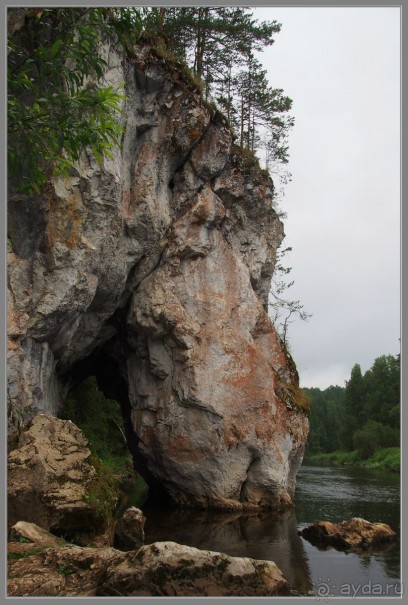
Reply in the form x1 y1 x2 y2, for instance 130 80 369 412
143 506 313 594
142 465 400 596
295 465 401 595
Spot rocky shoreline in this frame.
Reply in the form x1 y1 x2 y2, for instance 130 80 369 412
8 519 290 597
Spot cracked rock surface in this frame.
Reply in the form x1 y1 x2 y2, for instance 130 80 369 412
7 540 290 597
7 42 308 510
7 415 98 533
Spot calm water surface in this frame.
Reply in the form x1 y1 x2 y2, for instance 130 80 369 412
143 464 401 597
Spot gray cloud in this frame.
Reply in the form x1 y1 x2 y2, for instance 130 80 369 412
254 7 400 388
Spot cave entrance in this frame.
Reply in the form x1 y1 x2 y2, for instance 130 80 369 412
62 352 149 514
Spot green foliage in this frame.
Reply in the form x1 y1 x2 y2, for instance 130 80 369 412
62 376 145 523
18 536 30 543
362 447 400 472
57 563 74 575
8 8 145 194
146 7 281 80
288 385 311 413
8 7 292 193
145 7 292 172
353 421 399 459
84 453 123 522
342 355 400 453
63 376 127 462
306 450 360 466
304 385 345 453
362 355 400 428
331 450 361 465
305 354 400 470
306 447 401 473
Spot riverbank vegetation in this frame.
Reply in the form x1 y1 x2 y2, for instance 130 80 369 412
306 447 400 473
304 354 400 472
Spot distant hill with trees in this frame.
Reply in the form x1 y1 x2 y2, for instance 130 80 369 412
304 354 400 471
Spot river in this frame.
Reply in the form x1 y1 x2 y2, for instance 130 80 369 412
142 464 401 597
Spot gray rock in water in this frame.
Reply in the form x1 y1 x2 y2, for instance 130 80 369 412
299 518 397 551
99 541 290 597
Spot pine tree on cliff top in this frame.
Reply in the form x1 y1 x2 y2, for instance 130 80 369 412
146 7 292 167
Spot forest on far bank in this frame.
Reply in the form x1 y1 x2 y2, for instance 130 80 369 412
304 354 400 471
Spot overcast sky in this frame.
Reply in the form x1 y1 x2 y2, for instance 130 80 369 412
253 7 400 389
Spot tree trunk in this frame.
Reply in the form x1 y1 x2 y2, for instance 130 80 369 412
194 7 208 78
240 96 245 148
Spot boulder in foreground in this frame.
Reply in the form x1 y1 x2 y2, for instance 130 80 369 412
7 540 289 597
99 541 290 596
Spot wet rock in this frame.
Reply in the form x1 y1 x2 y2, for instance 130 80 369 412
7 541 289 597
99 541 290 597
114 507 146 551
299 518 397 551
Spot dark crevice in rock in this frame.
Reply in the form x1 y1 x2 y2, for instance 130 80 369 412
130 247 168 294
240 455 261 504
239 479 248 504
167 111 216 200
64 324 165 503
8 194 47 259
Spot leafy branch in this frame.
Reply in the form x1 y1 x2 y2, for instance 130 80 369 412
7 7 144 194
269 246 312 345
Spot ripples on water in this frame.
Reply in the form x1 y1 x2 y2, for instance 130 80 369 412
294 465 400 596
143 464 401 597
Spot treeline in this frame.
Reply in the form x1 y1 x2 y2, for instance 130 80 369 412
8 7 292 194
305 354 400 460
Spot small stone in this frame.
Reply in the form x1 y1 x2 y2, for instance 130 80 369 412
10 521 65 547
114 507 146 551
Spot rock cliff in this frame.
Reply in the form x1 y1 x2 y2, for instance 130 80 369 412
7 41 309 510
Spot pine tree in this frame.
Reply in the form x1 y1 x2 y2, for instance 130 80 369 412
151 7 289 155
338 364 366 450
362 355 400 427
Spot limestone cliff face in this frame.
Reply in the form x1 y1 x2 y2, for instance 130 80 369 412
7 42 309 510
